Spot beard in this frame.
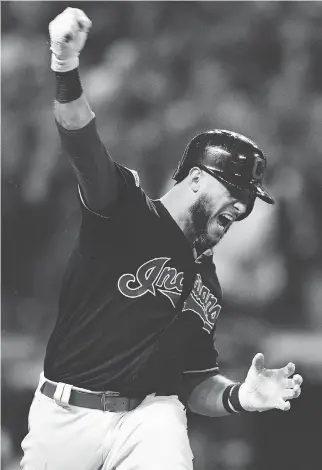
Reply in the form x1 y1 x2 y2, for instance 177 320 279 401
189 196 212 254
189 195 230 255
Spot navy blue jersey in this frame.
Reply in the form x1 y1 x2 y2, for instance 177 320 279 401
44 120 222 396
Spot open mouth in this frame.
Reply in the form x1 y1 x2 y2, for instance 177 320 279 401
217 213 235 229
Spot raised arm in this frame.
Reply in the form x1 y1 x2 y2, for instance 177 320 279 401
49 8 118 212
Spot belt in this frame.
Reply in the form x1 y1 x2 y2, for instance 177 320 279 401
40 381 144 412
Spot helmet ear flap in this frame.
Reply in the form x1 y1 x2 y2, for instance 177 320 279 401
237 196 256 221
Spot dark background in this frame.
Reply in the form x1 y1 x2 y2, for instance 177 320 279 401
2 1 322 469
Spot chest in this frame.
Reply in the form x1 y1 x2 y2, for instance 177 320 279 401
77 204 222 331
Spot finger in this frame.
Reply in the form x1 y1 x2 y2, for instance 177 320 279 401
57 9 81 42
282 362 295 377
77 17 92 33
61 8 91 37
287 375 303 388
252 353 265 372
283 389 294 400
276 399 291 411
74 9 92 32
64 22 79 43
283 386 301 400
292 385 301 399
293 374 303 386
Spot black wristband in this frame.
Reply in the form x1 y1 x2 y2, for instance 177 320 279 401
55 69 83 103
229 383 246 412
222 384 236 414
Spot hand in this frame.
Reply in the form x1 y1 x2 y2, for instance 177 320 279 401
239 353 303 412
49 7 92 72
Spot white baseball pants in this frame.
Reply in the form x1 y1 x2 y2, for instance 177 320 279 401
20 374 194 470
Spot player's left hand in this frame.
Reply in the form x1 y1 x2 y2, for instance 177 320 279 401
49 7 92 72
239 353 303 412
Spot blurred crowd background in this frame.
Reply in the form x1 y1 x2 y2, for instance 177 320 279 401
2 1 322 469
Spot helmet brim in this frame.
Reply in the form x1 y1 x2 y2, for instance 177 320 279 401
255 184 275 205
200 166 275 206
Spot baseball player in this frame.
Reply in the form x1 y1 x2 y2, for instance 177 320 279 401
21 8 303 470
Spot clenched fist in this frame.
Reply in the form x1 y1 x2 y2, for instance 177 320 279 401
239 353 303 412
49 7 92 72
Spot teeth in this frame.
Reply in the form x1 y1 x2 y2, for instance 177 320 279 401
221 214 234 222
218 213 236 229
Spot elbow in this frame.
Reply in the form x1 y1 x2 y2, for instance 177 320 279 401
54 98 95 130
187 387 213 417
186 374 229 417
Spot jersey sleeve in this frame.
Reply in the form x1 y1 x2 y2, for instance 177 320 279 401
179 326 220 403
183 257 221 378
78 162 141 219
57 118 141 215
75 157 148 258
183 326 220 377
56 118 143 218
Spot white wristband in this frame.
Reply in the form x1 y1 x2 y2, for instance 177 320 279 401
51 54 79 73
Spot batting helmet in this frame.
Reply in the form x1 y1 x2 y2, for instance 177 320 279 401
172 130 275 220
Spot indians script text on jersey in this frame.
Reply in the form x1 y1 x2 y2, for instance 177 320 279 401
118 257 222 333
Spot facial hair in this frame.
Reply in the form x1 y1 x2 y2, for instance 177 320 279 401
189 196 211 254
189 195 230 255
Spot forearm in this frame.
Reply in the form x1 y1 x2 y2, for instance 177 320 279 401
52 66 95 130
187 374 237 417
54 91 95 130
188 353 303 417
54 108 118 211
51 47 118 210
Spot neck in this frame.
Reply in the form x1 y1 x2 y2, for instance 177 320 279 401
160 184 196 245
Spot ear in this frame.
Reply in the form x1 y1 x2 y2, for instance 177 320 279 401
188 167 202 193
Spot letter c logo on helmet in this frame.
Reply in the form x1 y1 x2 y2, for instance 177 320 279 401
252 154 265 182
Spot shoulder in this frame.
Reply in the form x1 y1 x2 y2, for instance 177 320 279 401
79 163 155 221
116 164 140 189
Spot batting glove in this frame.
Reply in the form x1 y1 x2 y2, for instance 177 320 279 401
238 353 303 412
49 7 92 73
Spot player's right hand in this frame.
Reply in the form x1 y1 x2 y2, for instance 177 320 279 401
49 7 92 73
